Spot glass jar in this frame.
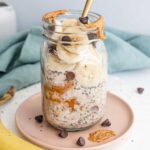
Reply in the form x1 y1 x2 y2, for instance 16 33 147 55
41 10 107 131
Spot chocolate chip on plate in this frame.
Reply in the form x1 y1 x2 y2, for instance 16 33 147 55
62 36 71 46
58 130 68 138
76 137 85 146
35 115 43 123
137 87 144 94
79 17 88 24
101 119 111 127
48 44 56 54
66 72 75 81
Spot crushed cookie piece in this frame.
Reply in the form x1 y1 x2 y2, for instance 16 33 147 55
88 130 116 143
0 86 16 106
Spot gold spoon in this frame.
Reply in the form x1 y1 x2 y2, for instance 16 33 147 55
82 0 94 17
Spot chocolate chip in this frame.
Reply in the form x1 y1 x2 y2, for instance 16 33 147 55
91 105 99 112
88 33 97 48
62 36 71 46
66 72 75 81
58 130 68 138
101 119 111 127
137 87 144 94
88 33 98 40
76 137 85 146
48 44 56 54
35 115 43 123
47 25 55 32
79 17 88 24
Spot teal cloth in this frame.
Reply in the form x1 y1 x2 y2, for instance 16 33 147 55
0 26 150 96
0 27 43 96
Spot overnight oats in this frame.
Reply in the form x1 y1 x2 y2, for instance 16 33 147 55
41 10 107 131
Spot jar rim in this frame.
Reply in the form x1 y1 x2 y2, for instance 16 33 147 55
42 10 103 44
43 10 101 33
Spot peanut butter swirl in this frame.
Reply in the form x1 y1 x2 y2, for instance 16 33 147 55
42 10 106 40
85 16 106 40
43 10 68 23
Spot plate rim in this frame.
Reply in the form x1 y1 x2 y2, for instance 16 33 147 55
15 92 134 150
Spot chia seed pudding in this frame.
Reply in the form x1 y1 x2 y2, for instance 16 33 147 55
41 10 107 131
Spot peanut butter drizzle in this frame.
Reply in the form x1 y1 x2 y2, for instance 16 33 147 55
88 129 116 143
52 82 73 95
65 98 76 111
85 16 106 40
43 10 106 40
44 82 74 104
43 10 69 23
44 83 78 111
44 82 73 95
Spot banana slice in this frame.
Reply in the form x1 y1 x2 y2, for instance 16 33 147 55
62 19 79 30
47 54 75 71
61 27 89 54
49 20 62 41
75 60 104 87
62 42 89 55
57 43 83 64
62 19 87 32
55 19 62 32
88 44 103 63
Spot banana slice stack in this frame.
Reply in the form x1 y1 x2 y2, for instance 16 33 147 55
46 19 104 87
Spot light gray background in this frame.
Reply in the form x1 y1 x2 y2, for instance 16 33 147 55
7 0 150 34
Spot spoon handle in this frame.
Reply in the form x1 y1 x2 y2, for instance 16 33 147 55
82 0 94 17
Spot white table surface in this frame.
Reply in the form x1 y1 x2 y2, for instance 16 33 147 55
0 68 150 150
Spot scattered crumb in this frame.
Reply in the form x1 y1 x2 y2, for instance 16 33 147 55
28 117 32 120
40 125 43 128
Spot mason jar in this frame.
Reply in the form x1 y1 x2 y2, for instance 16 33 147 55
41 10 107 131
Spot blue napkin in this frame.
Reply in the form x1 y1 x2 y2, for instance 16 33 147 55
0 26 150 96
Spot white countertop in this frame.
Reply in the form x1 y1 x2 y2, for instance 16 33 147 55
0 68 150 150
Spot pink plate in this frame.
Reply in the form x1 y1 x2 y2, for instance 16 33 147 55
15 93 134 150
